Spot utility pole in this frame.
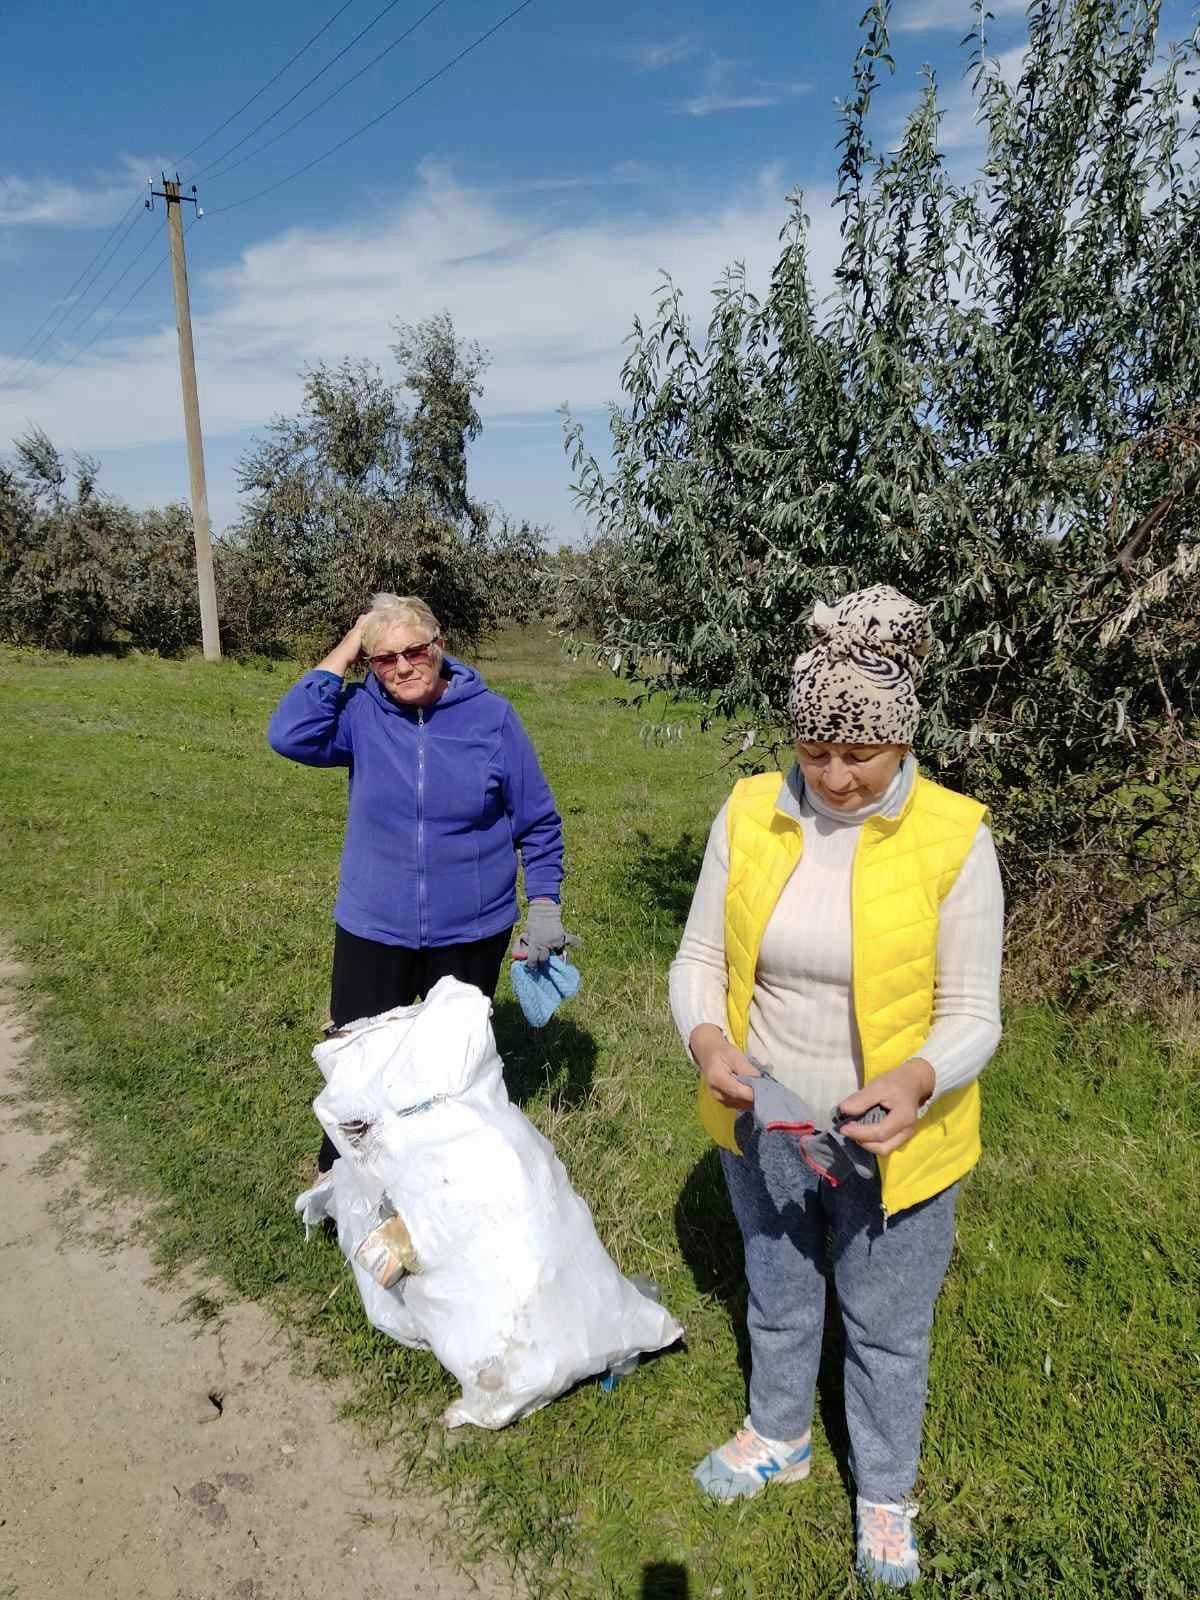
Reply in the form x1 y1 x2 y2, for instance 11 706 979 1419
149 174 221 661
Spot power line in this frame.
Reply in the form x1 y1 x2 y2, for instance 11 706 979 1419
4 0 535 401
208 0 537 216
18 221 195 399
4 0 535 394
192 0 413 181
7 205 148 386
50 249 171 383
10 254 163 398
15 228 165 396
5 0 368 389
176 0 359 168
0 191 145 387
200 0 452 185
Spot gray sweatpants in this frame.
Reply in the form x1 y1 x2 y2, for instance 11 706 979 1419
721 1118 957 1504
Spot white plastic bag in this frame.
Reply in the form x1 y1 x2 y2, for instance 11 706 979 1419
294 976 682 1428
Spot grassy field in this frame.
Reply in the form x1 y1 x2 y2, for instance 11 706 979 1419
0 628 1196 1600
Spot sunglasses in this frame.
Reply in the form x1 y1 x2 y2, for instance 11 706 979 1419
367 635 441 670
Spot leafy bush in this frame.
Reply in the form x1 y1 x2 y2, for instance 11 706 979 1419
0 431 199 655
564 0 1200 1000
121 504 202 655
3 316 543 661
218 314 545 658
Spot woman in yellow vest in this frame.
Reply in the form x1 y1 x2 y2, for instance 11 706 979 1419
669 585 1003 1590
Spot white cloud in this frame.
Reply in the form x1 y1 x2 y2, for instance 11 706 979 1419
0 160 845 484
629 35 697 71
0 160 161 229
0 177 131 228
674 58 811 117
933 43 1027 151
678 92 781 116
493 164 657 196
894 0 1026 32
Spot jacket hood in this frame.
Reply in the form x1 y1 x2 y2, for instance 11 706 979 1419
364 654 488 717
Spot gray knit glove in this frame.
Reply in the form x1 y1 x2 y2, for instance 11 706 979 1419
513 900 581 966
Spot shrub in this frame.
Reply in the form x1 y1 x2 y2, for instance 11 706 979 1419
3 315 544 662
563 0 1200 999
0 431 199 655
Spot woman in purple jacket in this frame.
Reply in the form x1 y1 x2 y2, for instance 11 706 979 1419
268 593 574 1169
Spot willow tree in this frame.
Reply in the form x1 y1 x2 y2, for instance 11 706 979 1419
566 0 1200 996
220 314 543 657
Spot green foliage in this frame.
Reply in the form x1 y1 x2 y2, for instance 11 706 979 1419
564 0 1200 994
0 429 199 654
542 529 658 639
219 314 544 658
391 310 489 535
3 314 543 662
0 631 1195 1599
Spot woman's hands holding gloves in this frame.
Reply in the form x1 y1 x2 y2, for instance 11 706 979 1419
689 1028 936 1155
837 1059 935 1156
688 1024 759 1110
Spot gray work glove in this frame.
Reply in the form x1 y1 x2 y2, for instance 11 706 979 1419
513 899 581 966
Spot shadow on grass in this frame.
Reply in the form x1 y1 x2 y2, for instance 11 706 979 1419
642 1561 689 1598
492 998 597 1109
674 1146 855 1496
675 1147 752 1389
624 828 706 949
815 1302 854 1499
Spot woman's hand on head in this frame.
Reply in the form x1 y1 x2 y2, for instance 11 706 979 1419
317 613 374 677
837 1059 935 1156
689 1024 758 1109
345 612 373 656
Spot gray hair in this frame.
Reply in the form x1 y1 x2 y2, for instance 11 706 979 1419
361 594 442 657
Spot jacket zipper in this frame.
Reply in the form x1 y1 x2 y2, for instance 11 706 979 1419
417 707 427 945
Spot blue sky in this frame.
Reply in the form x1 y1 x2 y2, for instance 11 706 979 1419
0 0 1191 543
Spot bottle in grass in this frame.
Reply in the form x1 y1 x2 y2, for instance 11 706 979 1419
601 1276 662 1390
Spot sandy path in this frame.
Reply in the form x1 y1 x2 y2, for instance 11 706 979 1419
0 964 509 1600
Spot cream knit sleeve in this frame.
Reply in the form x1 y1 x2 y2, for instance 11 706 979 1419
920 823 1005 1101
668 801 732 1056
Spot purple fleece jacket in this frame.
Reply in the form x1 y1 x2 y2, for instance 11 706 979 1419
267 657 563 947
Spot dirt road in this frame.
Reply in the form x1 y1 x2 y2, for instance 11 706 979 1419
0 964 508 1600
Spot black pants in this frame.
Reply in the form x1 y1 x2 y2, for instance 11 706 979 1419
317 922 512 1172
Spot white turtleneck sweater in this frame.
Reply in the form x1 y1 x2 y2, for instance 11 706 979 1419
668 758 1004 1123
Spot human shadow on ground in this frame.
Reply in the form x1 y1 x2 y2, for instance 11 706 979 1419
642 1562 689 1599
674 1147 855 1496
675 1148 753 1388
623 828 706 955
491 997 597 1110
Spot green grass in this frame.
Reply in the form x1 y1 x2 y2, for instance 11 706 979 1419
0 629 1197 1599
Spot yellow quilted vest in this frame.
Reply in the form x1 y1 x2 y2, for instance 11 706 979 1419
697 768 989 1216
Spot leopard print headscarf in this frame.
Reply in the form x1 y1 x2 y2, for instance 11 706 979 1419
787 585 931 745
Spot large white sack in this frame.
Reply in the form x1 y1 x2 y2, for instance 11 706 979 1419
294 975 682 1428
